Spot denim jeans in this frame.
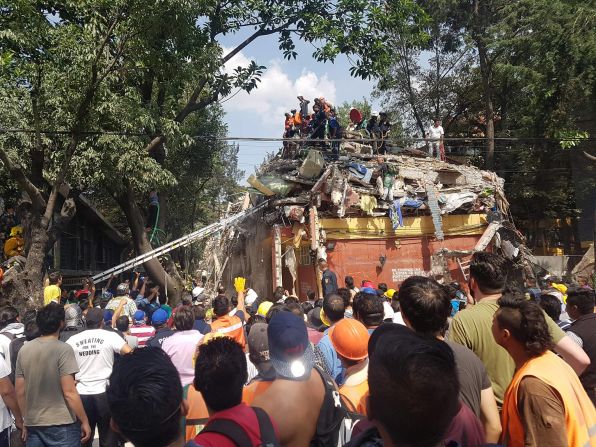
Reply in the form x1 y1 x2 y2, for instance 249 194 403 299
26 423 80 447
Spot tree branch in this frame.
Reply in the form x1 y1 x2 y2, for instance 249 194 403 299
583 151 596 162
0 145 45 211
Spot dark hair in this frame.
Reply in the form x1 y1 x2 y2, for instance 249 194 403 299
107 348 183 447
567 288 595 315
174 307 195 331
353 293 384 327
525 277 537 287
273 287 285 303
285 302 304 318
469 252 507 293
378 283 388 293
323 294 345 324
345 276 355 288
181 295 193 307
368 326 459 447
307 290 316 301
337 288 351 309
193 305 206 320
265 303 290 324
398 276 451 336
194 337 247 412
301 301 314 315
538 294 562 322
213 295 231 317
217 284 226 295
116 316 130 332
48 271 62 285
22 309 37 325
36 302 65 335
314 298 323 309
0 306 19 329
496 293 553 356
24 320 41 341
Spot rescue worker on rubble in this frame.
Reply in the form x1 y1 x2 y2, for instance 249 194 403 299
3 226 24 258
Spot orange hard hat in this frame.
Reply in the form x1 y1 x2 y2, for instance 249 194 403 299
329 318 370 361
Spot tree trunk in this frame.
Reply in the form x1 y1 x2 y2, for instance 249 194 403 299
116 187 183 305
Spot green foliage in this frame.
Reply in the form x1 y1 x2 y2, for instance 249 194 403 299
336 98 373 126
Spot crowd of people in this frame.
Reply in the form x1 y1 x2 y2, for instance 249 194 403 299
281 95 446 159
0 252 593 446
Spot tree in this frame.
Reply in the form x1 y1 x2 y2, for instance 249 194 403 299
0 0 426 304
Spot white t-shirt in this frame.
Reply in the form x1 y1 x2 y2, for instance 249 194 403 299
0 361 12 431
67 329 126 395
428 125 444 141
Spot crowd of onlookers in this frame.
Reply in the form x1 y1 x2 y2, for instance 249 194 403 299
0 252 593 446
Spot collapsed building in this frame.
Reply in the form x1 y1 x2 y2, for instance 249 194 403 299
204 145 532 300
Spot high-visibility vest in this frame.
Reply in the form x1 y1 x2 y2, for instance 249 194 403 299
184 385 209 442
211 315 246 348
340 380 369 416
501 350 596 447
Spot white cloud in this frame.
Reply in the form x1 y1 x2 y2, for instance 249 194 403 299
220 47 337 129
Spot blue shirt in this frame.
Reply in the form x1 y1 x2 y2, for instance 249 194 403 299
316 328 345 385
193 319 212 335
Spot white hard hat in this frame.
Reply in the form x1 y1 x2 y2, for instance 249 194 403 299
371 111 379 117
192 286 205 298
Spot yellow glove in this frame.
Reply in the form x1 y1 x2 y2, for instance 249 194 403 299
234 277 246 293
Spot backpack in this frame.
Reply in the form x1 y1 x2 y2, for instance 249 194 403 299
311 366 363 447
199 406 280 447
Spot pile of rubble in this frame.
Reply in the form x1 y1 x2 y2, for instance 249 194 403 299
247 147 510 233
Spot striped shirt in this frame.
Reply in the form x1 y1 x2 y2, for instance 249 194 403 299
129 324 156 347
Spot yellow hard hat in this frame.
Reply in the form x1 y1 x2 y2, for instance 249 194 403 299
257 301 274 317
10 226 22 237
385 289 396 299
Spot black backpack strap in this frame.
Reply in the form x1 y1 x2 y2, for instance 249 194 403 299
200 419 252 447
253 407 280 447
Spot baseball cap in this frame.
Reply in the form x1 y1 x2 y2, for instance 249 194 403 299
268 312 315 380
329 318 370 361
103 310 114 323
85 308 104 326
151 309 168 325
257 301 273 317
247 323 270 364
362 281 375 289
65 305 83 327
133 310 146 323
361 287 378 295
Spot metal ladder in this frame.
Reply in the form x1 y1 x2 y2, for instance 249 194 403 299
91 200 268 284
456 257 472 281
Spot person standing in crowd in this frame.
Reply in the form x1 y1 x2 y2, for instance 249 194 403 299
9 315 40 384
43 271 62 306
192 305 212 335
0 306 23 374
146 308 175 348
328 318 370 415
344 276 359 299
493 294 596 446
319 259 338 297
566 288 596 405
162 307 203 386
115 316 138 349
243 323 276 405
105 283 138 321
59 305 85 342
398 276 502 443
15 303 91 446
539 293 575 332
427 118 444 160
315 294 346 383
524 277 542 301
210 295 246 349
107 348 200 447
348 324 482 447
0 354 23 445
253 312 327 447
128 310 155 348
449 251 589 406
352 292 384 333
66 308 132 447
192 337 279 446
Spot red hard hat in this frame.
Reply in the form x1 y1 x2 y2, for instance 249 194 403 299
329 318 370 361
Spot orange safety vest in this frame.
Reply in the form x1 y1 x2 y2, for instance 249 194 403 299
501 350 596 447
184 385 209 442
210 315 246 348
242 380 274 405
340 380 369 416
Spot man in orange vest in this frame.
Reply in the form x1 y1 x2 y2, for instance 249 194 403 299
493 293 596 447
210 281 247 349
328 318 369 415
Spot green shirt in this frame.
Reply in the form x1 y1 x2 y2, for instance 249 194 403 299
449 298 565 406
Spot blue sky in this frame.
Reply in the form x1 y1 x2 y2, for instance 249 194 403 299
217 32 381 178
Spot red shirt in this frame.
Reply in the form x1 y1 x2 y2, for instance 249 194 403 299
193 403 278 447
